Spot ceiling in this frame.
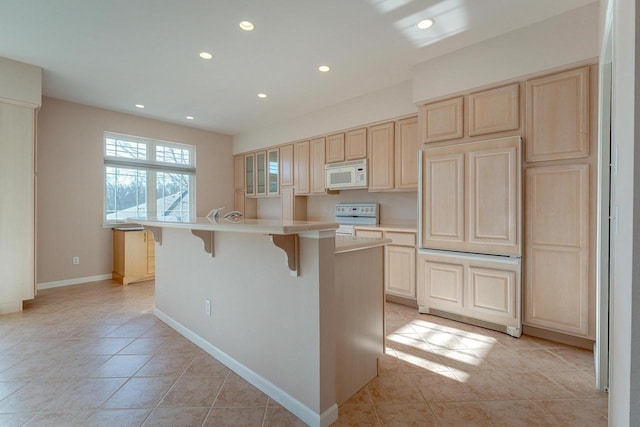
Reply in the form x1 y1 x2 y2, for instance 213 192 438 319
0 0 596 135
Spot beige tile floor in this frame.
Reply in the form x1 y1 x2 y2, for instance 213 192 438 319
0 280 607 426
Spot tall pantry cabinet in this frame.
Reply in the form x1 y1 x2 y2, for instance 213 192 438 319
0 58 41 315
523 66 597 340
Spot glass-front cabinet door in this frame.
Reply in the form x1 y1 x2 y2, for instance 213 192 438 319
245 153 255 196
267 148 279 195
256 151 267 196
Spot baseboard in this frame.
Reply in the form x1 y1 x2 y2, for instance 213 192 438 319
37 274 114 290
385 294 418 308
153 307 338 427
522 324 595 350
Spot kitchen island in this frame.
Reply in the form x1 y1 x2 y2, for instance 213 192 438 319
129 217 388 427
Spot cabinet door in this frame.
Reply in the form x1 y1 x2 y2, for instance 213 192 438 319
466 137 521 256
345 128 367 160
525 67 590 162
368 122 395 191
294 141 310 195
417 256 464 311
280 144 294 187
395 116 419 190
386 245 416 298
255 151 267 196
524 164 590 337
310 137 326 194
421 151 465 248
146 231 155 275
326 133 345 163
267 148 279 195
125 231 148 280
234 155 245 190
468 266 516 320
420 97 464 143
469 84 519 136
280 186 307 221
245 153 255 196
234 190 245 213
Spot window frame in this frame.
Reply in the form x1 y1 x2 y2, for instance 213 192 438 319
103 132 197 224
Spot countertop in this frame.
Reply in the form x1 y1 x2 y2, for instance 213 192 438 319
127 216 338 235
335 235 391 254
354 224 417 233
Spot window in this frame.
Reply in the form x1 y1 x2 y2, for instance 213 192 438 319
104 132 196 222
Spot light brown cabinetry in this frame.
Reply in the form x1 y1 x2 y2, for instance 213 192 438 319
395 116 420 190
310 137 326 194
525 67 590 162
469 84 519 136
113 229 155 285
355 227 417 300
294 141 310 195
417 252 522 336
368 122 395 191
255 151 267 196
267 148 279 196
280 144 294 187
419 97 464 143
245 153 255 197
346 128 367 160
420 136 522 256
522 64 595 340
280 186 307 221
326 133 345 163
234 155 245 190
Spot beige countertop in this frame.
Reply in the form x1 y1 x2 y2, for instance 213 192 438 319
128 216 338 235
334 235 391 254
354 224 417 233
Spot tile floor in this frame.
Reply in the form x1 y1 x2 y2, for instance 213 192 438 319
0 280 607 426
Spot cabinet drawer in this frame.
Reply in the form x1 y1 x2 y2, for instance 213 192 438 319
355 230 383 239
384 231 415 246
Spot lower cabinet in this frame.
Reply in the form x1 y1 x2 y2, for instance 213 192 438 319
280 186 307 221
416 252 522 337
113 229 155 285
355 227 417 300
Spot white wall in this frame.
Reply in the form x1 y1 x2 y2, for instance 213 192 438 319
412 3 599 104
607 0 640 424
233 80 416 154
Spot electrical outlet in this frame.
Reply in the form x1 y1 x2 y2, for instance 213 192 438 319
205 299 211 316
72 256 80 265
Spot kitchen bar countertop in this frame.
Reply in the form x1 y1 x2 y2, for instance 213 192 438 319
127 216 338 235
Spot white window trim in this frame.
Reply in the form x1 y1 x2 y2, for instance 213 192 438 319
103 132 196 224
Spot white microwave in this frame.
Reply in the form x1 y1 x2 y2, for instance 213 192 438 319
325 159 367 190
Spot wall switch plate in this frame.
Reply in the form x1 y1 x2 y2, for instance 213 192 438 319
72 256 80 265
205 299 211 316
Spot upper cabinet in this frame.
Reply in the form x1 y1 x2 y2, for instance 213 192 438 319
245 153 255 197
368 122 395 191
525 67 590 162
395 116 420 190
419 97 464 144
420 136 522 256
255 151 267 196
346 128 367 160
267 148 279 196
280 144 294 187
310 137 326 194
294 141 310 195
234 155 245 191
326 133 345 163
469 84 520 137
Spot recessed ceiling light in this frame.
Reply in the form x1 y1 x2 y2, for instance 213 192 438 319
318 65 331 73
199 51 213 60
186 116 194 120
416 18 434 30
257 93 267 99
135 104 144 109
239 21 254 31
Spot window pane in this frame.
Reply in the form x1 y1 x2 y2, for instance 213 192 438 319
105 167 147 221
156 145 191 165
105 137 148 160
156 172 191 221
